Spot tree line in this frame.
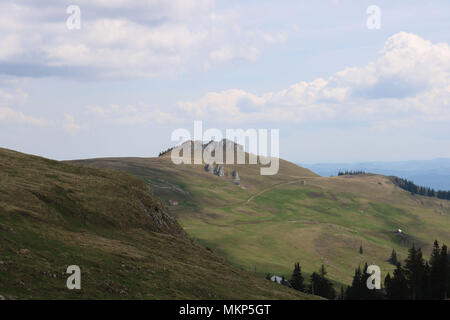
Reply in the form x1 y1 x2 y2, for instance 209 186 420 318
336 173 450 200
390 176 450 200
158 147 174 157
267 239 449 300
337 170 368 176
266 263 336 299
346 240 449 300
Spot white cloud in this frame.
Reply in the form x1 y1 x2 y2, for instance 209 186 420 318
0 107 48 126
0 0 289 79
62 114 85 135
0 78 47 126
0 87 28 107
176 32 450 126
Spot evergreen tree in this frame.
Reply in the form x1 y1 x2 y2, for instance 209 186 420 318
359 245 363 255
440 244 449 299
404 244 426 299
339 286 345 300
389 249 398 265
429 240 441 299
362 263 382 300
390 176 450 199
280 276 291 287
290 262 305 292
385 263 409 300
308 265 336 299
421 261 432 299
384 272 391 294
345 266 363 299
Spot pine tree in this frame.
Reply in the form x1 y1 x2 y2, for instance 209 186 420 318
404 244 426 299
309 272 318 296
389 249 398 265
384 272 391 294
290 262 305 292
339 286 345 300
361 263 373 299
422 261 432 299
359 245 363 255
345 266 363 300
440 244 449 299
429 240 441 299
280 276 290 287
345 263 382 300
385 263 409 300
308 265 336 299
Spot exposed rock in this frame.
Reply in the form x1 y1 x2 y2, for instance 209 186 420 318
214 164 224 177
177 139 246 165
204 164 214 173
181 140 203 150
205 139 244 154
232 170 240 181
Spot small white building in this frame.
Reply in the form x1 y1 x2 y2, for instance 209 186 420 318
270 275 283 284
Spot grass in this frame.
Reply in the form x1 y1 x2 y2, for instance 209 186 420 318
72 151 450 290
0 147 315 300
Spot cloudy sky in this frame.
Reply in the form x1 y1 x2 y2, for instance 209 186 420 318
1 0 449 163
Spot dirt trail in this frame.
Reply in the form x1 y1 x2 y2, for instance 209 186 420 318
219 177 312 209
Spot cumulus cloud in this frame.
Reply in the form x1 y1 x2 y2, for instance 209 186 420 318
0 0 289 79
62 114 85 135
176 32 450 126
0 78 48 126
0 87 28 107
0 107 48 126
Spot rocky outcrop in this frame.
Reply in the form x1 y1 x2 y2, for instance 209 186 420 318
205 163 224 177
205 164 214 173
204 139 244 154
214 164 224 177
232 170 240 181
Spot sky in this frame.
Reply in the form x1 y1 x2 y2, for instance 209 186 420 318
0 0 449 163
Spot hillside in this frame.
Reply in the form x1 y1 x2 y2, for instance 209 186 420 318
0 147 315 300
71 141 450 287
303 159 450 190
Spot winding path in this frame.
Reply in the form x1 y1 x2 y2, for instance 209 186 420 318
219 177 312 209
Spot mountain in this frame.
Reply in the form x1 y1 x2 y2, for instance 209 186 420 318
71 141 450 287
0 147 314 300
302 159 450 190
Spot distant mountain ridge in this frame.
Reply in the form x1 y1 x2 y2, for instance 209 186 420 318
301 158 450 190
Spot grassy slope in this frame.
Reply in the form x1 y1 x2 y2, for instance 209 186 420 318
72 151 450 288
0 148 315 300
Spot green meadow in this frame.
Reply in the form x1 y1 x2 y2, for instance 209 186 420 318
76 153 450 288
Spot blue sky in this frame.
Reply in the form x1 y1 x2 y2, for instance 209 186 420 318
0 0 449 163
